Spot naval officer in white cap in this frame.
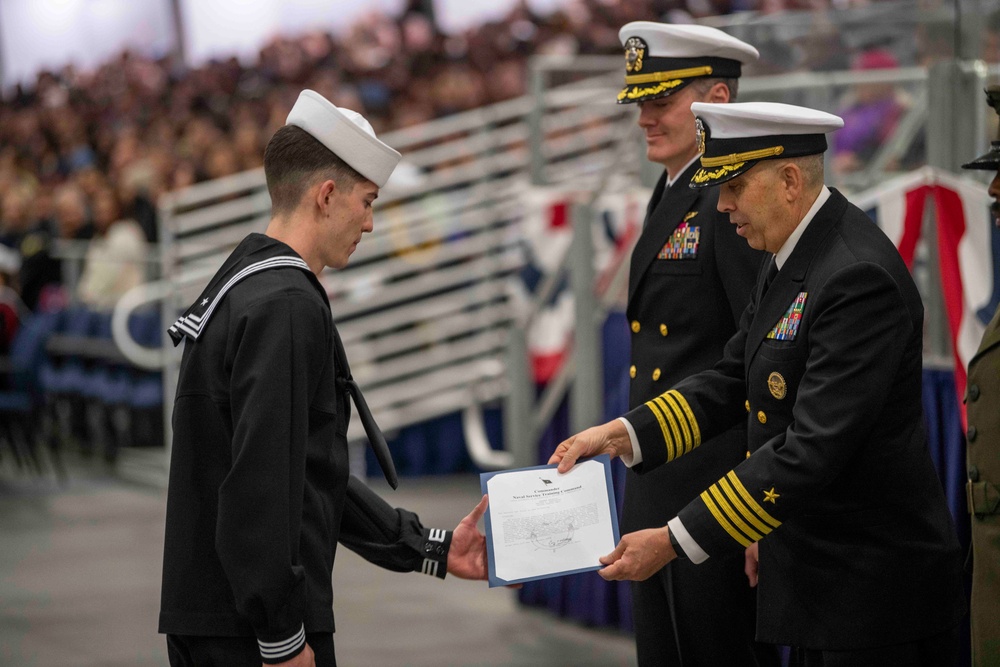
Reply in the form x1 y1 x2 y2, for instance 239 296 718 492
552 102 966 665
159 90 491 667
614 21 777 667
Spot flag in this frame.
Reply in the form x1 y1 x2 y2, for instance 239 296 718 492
852 167 1000 428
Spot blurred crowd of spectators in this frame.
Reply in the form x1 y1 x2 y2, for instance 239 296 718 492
0 0 995 341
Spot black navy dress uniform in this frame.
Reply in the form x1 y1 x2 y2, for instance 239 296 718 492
625 103 965 661
159 234 451 665
615 21 775 667
625 160 768 666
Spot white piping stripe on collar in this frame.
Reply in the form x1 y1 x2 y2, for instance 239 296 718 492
169 256 311 340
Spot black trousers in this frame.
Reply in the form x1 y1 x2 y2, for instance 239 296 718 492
788 624 961 667
167 632 336 667
631 553 781 667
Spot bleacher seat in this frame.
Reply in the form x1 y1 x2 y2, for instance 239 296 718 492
0 310 63 474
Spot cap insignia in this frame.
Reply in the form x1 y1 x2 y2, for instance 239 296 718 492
624 37 646 73
695 118 706 155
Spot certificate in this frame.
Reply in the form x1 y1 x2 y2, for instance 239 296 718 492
480 455 620 587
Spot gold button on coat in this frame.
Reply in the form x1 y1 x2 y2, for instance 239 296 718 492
631 321 640 333
652 368 661 381
757 411 767 424
659 324 668 336
629 365 636 378
745 400 750 412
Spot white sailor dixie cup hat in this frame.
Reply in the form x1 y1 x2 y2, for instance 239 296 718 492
617 22 759 105
285 89 401 188
689 102 844 187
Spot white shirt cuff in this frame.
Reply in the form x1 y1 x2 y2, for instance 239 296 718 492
667 516 709 564
617 417 642 467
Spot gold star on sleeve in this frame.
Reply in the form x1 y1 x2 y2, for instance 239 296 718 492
699 472 781 548
763 487 780 504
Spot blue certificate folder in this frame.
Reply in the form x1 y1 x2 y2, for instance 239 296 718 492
480 455 621 588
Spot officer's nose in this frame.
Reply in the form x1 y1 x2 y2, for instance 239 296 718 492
718 186 736 214
989 171 1000 200
637 103 655 128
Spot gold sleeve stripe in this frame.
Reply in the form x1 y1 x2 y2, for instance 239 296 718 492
727 471 782 528
651 395 683 446
653 396 684 461
668 390 701 447
700 490 753 548
709 484 763 542
655 397 683 461
659 393 693 454
719 476 772 535
643 401 676 462
651 398 680 462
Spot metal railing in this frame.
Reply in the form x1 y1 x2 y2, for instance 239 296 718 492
137 65 642 480
101 49 998 481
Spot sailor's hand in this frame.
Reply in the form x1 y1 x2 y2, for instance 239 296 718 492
447 495 489 580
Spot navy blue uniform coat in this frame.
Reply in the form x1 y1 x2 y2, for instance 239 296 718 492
160 235 445 658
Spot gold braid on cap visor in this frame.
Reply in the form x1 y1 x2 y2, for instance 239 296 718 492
618 80 683 101
617 66 716 102
699 145 785 168
692 163 747 184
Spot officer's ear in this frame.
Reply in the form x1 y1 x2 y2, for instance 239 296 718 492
775 161 804 203
705 81 730 104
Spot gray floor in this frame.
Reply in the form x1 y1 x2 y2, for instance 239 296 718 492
0 456 637 667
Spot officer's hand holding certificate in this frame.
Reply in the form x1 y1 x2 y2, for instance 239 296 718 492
480 455 620 587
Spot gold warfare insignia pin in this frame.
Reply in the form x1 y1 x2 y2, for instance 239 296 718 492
683 211 698 223
695 118 706 155
625 37 646 73
767 372 786 400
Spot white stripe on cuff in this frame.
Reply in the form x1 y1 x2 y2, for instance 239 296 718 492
667 516 709 564
259 624 306 660
421 558 439 577
617 417 643 467
428 528 447 542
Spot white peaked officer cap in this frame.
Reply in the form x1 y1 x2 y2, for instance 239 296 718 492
688 101 844 187
285 89 401 188
617 22 759 104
